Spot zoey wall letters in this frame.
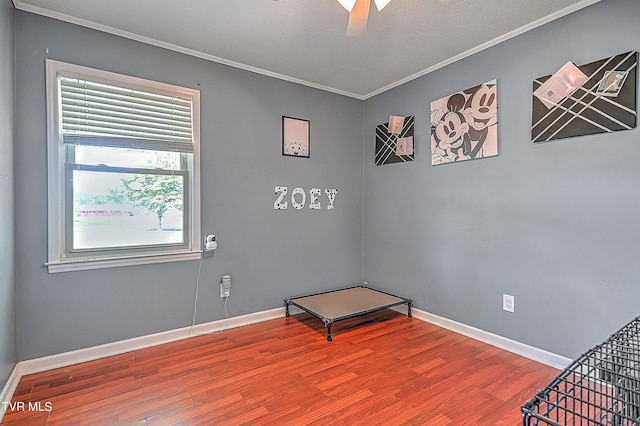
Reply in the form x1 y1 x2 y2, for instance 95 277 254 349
274 187 338 210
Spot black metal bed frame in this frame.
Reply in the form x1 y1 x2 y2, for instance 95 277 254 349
284 284 413 342
522 315 640 425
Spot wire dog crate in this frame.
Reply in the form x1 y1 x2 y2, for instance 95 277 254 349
522 315 640 426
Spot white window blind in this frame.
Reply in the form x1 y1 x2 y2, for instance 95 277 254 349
60 77 194 153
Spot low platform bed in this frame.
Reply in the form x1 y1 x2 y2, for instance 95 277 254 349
284 284 413 341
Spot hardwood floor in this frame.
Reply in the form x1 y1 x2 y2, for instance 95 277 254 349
2 310 560 425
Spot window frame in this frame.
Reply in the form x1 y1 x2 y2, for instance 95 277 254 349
46 60 201 273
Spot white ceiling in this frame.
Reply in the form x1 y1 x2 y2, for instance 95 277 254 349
13 0 600 99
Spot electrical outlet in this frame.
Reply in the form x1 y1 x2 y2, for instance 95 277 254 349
220 282 230 298
503 294 515 313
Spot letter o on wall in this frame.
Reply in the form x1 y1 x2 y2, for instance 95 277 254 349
291 187 306 210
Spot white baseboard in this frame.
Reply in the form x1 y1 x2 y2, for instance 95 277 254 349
393 306 572 370
19 307 284 376
4 304 571 412
0 365 21 423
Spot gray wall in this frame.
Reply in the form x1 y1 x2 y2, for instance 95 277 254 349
363 0 640 359
13 0 640 363
14 12 363 360
0 0 16 390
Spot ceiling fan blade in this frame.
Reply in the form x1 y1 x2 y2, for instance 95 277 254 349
347 0 370 36
337 0 356 11
373 0 391 11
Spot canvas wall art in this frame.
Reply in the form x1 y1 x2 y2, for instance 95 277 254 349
375 115 414 165
531 51 638 143
430 80 498 166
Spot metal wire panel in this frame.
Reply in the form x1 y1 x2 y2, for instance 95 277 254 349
522 316 640 425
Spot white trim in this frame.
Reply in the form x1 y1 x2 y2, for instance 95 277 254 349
0 365 21 423
18 304 571 376
11 304 571 397
13 1 364 100
15 0 599 100
46 250 203 273
392 306 572 370
19 307 284 376
46 58 64 268
45 60 202 273
0 304 572 420
362 0 601 99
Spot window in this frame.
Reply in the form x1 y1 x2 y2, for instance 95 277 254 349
46 60 201 273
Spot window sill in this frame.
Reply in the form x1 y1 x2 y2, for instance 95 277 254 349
46 250 202 273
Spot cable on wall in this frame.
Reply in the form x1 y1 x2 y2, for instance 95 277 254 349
190 256 229 336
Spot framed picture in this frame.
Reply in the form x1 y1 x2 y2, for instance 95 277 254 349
282 116 310 158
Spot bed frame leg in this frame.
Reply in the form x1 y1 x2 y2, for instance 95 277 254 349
284 300 290 317
324 319 333 341
407 300 413 318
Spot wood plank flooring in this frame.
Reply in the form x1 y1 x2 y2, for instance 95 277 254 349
2 310 560 425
